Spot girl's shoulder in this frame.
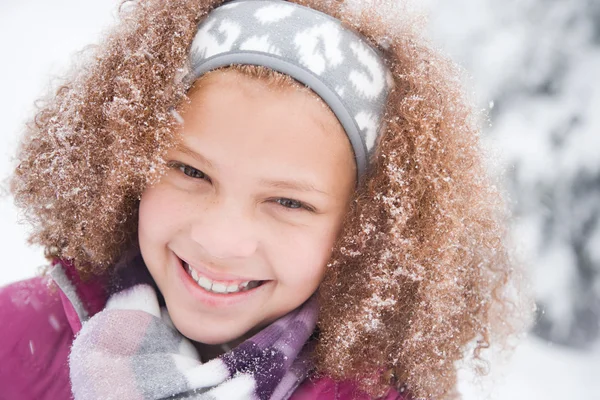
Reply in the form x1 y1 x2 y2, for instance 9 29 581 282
292 375 407 400
0 276 73 399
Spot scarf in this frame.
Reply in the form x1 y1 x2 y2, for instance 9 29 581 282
66 253 319 400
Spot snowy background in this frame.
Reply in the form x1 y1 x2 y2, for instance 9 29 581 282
0 0 598 398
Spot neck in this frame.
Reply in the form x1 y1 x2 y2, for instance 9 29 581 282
193 341 235 362
192 327 261 362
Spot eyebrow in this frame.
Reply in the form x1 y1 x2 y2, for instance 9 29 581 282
259 178 329 195
174 142 217 170
175 142 329 196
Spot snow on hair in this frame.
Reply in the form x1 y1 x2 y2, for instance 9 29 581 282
10 0 531 398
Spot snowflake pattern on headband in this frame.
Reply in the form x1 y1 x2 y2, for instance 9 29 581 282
188 0 394 176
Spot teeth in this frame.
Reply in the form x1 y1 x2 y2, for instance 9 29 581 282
184 262 259 294
197 276 213 291
226 284 239 293
211 283 227 293
190 269 199 281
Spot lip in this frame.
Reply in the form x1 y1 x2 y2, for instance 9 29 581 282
178 255 259 283
174 253 269 307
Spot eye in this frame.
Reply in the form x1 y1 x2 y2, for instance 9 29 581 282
274 198 314 212
168 161 210 181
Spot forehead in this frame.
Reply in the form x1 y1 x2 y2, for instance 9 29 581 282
177 71 356 187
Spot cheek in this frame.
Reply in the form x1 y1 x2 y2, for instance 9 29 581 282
139 188 162 242
138 185 185 248
273 221 340 287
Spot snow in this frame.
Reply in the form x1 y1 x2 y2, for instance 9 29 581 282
0 0 118 284
459 335 600 399
1 0 598 399
426 0 600 396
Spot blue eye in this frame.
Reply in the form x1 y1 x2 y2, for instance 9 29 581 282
275 198 313 212
276 198 301 209
169 162 209 181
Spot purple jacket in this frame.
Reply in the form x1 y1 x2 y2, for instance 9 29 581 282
0 266 405 400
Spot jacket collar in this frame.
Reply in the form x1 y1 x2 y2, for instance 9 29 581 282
49 247 154 334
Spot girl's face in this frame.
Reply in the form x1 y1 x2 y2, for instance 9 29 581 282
138 70 355 345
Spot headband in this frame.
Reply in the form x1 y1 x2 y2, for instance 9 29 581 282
188 0 393 177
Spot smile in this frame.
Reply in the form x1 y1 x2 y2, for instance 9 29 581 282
182 261 264 295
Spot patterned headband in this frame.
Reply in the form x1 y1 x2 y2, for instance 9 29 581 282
187 0 394 178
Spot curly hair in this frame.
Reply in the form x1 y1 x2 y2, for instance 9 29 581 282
10 0 531 398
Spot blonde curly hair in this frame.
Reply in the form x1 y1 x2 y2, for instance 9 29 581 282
10 0 531 398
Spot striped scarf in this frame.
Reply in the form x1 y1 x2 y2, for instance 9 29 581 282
66 253 319 400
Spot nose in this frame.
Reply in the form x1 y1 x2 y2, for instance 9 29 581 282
189 198 258 260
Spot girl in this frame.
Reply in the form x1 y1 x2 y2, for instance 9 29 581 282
1 0 529 399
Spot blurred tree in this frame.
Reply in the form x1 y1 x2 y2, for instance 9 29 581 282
428 0 600 348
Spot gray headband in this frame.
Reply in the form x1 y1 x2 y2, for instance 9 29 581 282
188 0 393 177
